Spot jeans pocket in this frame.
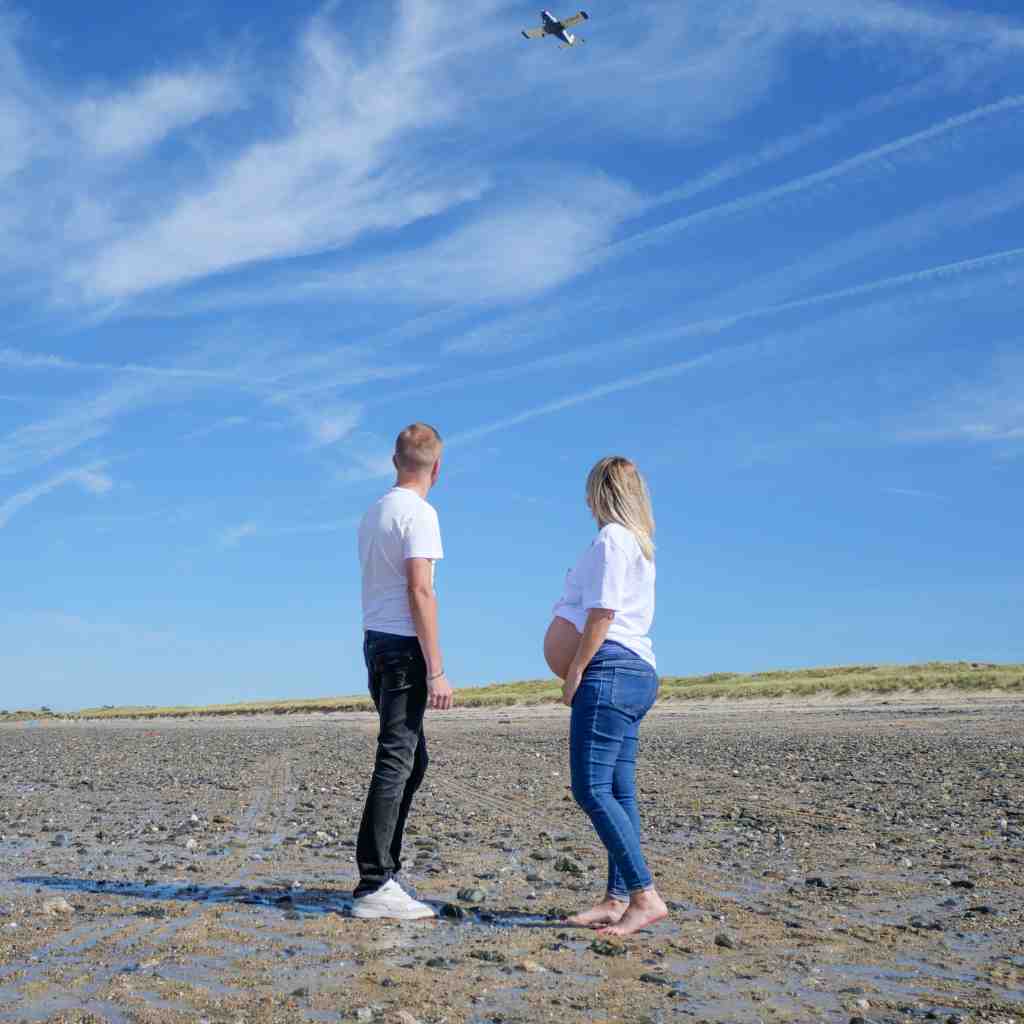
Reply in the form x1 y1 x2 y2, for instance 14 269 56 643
373 650 417 691
609 667 658 717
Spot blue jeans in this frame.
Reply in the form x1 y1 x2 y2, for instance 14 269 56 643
570 641 659 899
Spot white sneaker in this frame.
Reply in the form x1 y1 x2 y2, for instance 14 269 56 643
351 879 435 920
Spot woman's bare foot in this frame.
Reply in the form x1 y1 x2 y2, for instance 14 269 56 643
596 889 668 937
566 896 628 928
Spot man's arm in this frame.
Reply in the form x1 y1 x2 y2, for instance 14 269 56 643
406 557 454 710
561 608 614 706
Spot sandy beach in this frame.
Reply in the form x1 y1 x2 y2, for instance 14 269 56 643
1 693 1022 1023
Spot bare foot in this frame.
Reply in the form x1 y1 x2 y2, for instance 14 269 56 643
596 890 668 937
566 896 628 928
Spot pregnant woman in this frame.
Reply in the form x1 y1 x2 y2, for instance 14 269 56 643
544 456 667 937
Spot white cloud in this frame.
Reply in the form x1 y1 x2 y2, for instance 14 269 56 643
898 353 1024 447
219 521 259 549
340 171 642 306
69 13 487 301
183 415 250 441
0 462 113 528
793 0 1024 53
0 376 173 478
294 404 363 448
332 431 401 484
0 13 52 181
885 487 947 500
1 0 1021 312
495 0 1024 147
73 69 242 158
219 516 357 547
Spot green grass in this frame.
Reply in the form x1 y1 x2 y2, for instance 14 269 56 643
2 660 1015 721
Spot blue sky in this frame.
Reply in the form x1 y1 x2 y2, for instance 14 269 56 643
1 0 1022 711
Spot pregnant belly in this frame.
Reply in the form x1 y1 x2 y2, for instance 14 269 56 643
543 616 580 681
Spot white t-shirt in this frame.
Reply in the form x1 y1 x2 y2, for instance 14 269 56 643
552 522 656 669
359 486 443 636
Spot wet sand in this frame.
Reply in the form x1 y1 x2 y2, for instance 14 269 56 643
1 693 1022 1023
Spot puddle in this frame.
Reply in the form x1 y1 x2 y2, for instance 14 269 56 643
15 875 354 915
14 875 566 932
0 996 133 1024
818 957 977 992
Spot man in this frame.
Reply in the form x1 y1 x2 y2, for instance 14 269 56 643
352 423 455 919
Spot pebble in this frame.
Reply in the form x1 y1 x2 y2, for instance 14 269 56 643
456 887 486 903
355 1009 374 1023
517 959 546 973
41 896 73 917
185 837 198 851
554 856 584 876
2 698 1020 1024
392 1013 419 1024
589 938 627 957
639 972 670 985
714 932 736 949
469 949 506 963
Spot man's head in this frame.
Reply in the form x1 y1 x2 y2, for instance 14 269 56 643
393 423 443 486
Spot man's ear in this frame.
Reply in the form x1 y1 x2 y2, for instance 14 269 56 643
392 454 400 473
431 457 442 484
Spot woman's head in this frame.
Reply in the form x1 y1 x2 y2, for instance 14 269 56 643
585 456 655 561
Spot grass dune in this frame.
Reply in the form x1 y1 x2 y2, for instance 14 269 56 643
4 660 1014 721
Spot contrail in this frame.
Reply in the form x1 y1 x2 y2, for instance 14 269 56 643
604 95 1024 264
690 244 1024 336
0 347 262 383
0 462 111 529
652 75 955 211
446 355 714 446
443 245 1024 444
429 245 1024 409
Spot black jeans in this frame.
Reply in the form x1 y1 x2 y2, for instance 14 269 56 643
354 630 429 898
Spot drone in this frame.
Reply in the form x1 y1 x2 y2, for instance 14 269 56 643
521 9 589 48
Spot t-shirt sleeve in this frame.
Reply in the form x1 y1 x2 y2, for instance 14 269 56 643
402 505 444 561
581 533 629 612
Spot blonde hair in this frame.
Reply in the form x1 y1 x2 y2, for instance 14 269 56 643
586 456 655 561
395 423 442 473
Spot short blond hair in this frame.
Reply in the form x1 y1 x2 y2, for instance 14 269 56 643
395 422 442 473
586 456 655 561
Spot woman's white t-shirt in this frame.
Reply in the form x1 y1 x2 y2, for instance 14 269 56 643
552 522 656 669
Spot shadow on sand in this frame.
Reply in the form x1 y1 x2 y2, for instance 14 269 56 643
15 876 565 928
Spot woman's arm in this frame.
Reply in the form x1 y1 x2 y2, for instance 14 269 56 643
562 608 614 706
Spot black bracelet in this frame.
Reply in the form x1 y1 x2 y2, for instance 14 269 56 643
427 669 445 681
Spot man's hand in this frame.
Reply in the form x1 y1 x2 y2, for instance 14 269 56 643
427 672 454 711
561 663 584 707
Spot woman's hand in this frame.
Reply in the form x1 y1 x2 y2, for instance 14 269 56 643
562 662 584 707
561 609 613 707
